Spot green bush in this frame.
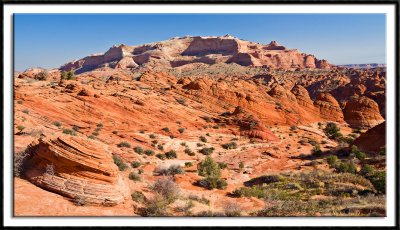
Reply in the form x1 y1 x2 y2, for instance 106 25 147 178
312 145 322 157
324 122 343 140
184 148 195 156
360 164 374 176
368 171 386 194
239 162 244 170
178 128 185 133
221 142 238 149
199 147 214 155
131 161 141 168
218 162 228 169
355 151 366 161
129 172 141 181
134 146 144 154
63 129 76 136
117 141 131 148
161 127 170 132
185 162 193 167
53 121 62 127
144 149 155 156
199 136 207 143
149 134 156 139
156 153 166 160
198 177 227 190
131 191 145 203
335 161 357 174
326 155 338 167
112 155 128 171
198 156 221 178
16 125 25 131
22 109 29 114
165 150 177 159
157 144 164 151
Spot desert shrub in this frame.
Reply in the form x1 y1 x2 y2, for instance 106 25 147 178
14 149 32 177
290 125 297 131
199 136 207 143
233 185 265 199
213 125 219 129
223 201 242 217
165 150 177 159
221 142 238 149
22 109 29 114
133 146 144 154
184 148 195 156
144 149 155 156
161 127 170 132
138 169 144 174
92 131 99 136
326 155 338 167
151 140 158 145
73 196 86 206
155 165 184 176
112 155 128 171
141 194 169 216
198 177 227 190
149 134 156 139
178 128 185 133
218 162 228 169
131 161 141 168
139 130 145 134
199 147 214 155
61 69 75 80
321 140 328 144
97 123 103 128
198 156 221 178
360 164 374 176
88 135 96 139
16 125 25 132
131 191 145 203
151 178 180 203
157 144 164 151
312 145 322 157
188 194 210 205
185 162 193 167
335 161 357 174
117 141 131 148
53 121 62 127
367 171 386 194
197 143 203 147
62 129 76 136
175 200 195 215
338 136 354 144
355 151 366 161
324 122 342 140
72 125 80 132
156 153 166 160
239 162 245 170
112 130 118 134
129 172 141 181
35 70 49 81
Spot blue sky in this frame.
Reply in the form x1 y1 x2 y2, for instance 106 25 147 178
14 14 386 71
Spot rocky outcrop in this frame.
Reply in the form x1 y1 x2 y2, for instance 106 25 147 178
59 36 330 73
353 122 386 153
313 93 344 122
343 96 385 128
24 136 129 206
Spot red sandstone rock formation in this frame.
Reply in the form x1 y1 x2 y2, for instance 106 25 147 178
353 122 386 153
343 96 385 128
313 93 344 122
24 136 129 206
60 36 330 73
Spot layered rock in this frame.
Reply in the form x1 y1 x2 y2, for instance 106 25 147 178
353 122 386 153
313 93 344 122
24 135 129 206
343 96 385 128
60 35 330 73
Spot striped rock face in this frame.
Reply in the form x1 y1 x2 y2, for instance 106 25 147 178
25 136 129 206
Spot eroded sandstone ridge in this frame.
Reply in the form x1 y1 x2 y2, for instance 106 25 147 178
24 135 129 206
60 35 330 74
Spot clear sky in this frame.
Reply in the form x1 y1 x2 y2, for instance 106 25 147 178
14 13 386 71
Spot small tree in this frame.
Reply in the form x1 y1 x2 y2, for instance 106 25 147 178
198 156 221 178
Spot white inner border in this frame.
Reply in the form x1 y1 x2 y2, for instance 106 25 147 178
3 4 396 227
